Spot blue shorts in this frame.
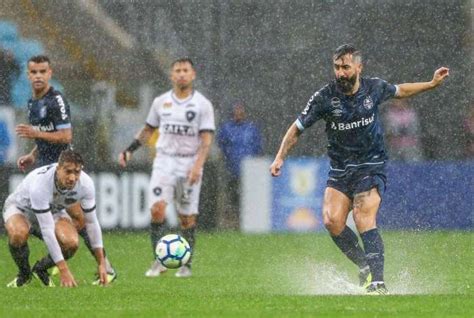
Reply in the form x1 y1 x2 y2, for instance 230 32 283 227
326 169 387 200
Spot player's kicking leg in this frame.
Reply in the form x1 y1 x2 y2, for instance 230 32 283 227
353 185 388 295
323 187 371 287
5 214 32 287
145 200 168 277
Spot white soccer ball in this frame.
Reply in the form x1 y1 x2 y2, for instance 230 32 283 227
155 234 191 269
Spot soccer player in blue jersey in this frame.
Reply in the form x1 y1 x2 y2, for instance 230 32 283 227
14 55 116 284
270 44 449 294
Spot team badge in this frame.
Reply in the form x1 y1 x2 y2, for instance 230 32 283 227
153 187 162 196
330 97 342 108
39 106 47 119
163 102 172 109
186 111 196 122
363 96 374 110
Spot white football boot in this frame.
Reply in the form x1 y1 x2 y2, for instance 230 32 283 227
145 260 167 277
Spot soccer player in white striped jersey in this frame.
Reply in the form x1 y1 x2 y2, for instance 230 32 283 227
119 57 215 278
3 150 108 287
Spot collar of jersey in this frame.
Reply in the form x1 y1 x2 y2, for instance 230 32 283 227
171 90 194 105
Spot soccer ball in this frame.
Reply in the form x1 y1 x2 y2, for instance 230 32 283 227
155 234 191 269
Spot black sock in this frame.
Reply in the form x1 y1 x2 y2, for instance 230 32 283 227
9 243 31 277
33 254 55 271
360 228 385 282
34 248 76 272
150 222 166 258
331 226 368 269
78 228 95 256
181 227 196 267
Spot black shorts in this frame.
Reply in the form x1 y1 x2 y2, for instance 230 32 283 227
326 169 387 200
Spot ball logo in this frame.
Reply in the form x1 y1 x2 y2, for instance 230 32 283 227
363 96 374 110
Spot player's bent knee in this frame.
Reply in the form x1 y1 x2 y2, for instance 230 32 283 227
58 231 79 253
7 229 29 246
55 218 79 250
323 212 345 235
150 201 167 223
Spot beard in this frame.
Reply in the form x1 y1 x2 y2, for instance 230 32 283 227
336 74 357 93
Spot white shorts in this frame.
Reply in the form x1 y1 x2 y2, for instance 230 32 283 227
149 153 202 215
3 198 71 228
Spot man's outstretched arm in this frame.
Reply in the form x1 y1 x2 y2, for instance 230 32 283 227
270 122 302 177
396 67 449 98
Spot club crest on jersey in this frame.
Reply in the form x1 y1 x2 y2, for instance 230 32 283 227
330 97 342 108
363 96 374 110
186 110 196 122
163 102 172 109
39 106 47 118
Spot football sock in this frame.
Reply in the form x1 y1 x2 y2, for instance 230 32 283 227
331 226 368 269
150 221 166 257
360 228 385 282
9 243 31 277
78 227 94 255
181 226 196 267
34 255 55 271
34 249 75 272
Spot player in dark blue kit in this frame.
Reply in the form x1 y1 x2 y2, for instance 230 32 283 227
14 55 116 285
270 45 449 294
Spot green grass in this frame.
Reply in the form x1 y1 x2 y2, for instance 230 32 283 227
0 231 472 317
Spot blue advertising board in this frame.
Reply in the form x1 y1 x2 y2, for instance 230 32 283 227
271 158 329 231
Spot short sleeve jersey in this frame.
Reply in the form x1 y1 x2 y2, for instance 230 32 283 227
8 163 96 214
296 77 398 176
27 87 71 166
145 90 215 156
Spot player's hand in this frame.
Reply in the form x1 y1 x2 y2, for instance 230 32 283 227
96 263 108 286
17 154 35 172
187 165 202 185
118 151 132 168
270 158 284 177
59 267 78 288
15 124 38 139
431 67 449 87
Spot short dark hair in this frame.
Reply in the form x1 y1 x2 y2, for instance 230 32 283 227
28 55 51 65
333 44 362 63
58 150 84 167
171 57 194 69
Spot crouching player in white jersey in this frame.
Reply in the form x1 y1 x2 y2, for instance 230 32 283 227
3 150 108 287
119 57 215 278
